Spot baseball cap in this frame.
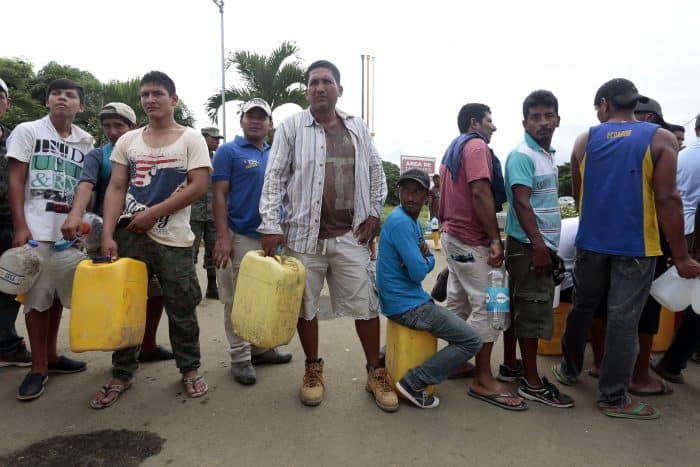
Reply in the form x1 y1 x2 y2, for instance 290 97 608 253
100 102 137 126
241 98 272 117
0 78 8 97
634 98 669 129
201 127 224 139
593 78 649 107
398 168 430 189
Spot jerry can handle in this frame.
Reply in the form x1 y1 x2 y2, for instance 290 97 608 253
92 256 114 264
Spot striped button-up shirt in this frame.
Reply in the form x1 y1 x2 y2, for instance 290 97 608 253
258 108 387 254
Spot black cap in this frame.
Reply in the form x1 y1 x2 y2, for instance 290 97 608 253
635 98 669 129
593 78 649 107
695 114 700 131
398 168 430 189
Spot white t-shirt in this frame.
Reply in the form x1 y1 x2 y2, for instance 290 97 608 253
6 115 94 241
558 217 579 291
111 127 211 247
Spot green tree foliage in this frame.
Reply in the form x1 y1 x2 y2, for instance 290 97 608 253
205 41 307 122
558 162 572 196
382 159 400 206
0 57 196 144
0 57 44 128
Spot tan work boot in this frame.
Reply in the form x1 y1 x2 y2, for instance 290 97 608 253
366 367 399 412
300 359 324 406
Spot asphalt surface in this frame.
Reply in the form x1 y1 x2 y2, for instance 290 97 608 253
1 242 698 466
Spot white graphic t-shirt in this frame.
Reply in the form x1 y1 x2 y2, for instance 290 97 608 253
6 115 94 241
111 127 211 247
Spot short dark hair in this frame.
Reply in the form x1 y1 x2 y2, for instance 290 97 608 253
140 71 176 96
46 78 85 104
522 90 558 119
304 60 341 85
457 103 490 133
695 114 700 131
593 78 646 110
667 123 685 133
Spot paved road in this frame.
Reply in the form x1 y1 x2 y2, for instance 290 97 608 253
1 242 698 466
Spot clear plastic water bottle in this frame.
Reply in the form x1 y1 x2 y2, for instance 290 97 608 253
81 212 103 251
486 268 510 331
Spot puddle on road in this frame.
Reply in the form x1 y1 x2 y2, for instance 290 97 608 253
0 429 164 467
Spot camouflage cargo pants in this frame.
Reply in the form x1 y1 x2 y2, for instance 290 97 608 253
111 229 202 380
191 219 216 271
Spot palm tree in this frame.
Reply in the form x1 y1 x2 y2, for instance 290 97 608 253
205 41 307 123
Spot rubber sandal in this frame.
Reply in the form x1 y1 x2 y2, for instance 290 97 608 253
467 388 528 411
90 380 133 409
183 375 208 398
587 368 600 379
599 401 660 420
628 380 674 396
551 364 577 386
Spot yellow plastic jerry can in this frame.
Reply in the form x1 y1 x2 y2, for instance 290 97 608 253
232 251 306 349
385 319 438 397
70 257 148 352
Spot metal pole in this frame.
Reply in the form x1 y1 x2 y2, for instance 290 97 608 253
212 0 227 140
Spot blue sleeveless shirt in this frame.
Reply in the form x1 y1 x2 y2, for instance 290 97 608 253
576 121 661 257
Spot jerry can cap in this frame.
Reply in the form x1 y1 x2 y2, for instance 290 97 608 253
92 256 114 264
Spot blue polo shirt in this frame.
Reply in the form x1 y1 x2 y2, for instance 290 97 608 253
211 135 269 238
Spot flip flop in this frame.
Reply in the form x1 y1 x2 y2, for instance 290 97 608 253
628 380 674 396
467 388 528 411
587 368 600 379
650 360 684 384
599 401 660 420
90 380 133 409
183 375 208 398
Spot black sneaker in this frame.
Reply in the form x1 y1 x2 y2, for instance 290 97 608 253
396 378 439 409
518 376 574 408
0 344 32 368
496 359 523 382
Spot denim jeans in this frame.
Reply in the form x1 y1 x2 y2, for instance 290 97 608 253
389 301 482 389
659 307 700 373
560 249 656 407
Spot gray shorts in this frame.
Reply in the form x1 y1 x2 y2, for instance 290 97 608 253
288 231 377 321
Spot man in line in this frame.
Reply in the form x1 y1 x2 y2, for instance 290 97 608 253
651 113 700 382
377 168 482 409
439 103 526 410
61 102 174 363
668 123 685 150
212 98 291 385
553 78 700 419
585 97 674 395
192 127 221 299
258 60 398 412
7 79 92 400
91 71 211 408
504 90 573 408
0 78 32 368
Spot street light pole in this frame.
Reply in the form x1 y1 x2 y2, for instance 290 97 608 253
211 0 227 140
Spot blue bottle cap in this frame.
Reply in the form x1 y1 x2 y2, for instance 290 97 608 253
27 240 39 247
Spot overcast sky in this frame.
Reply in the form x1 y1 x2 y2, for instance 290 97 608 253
4 0 699 167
